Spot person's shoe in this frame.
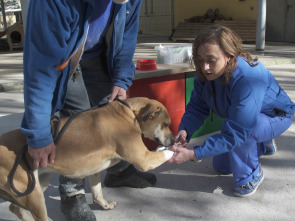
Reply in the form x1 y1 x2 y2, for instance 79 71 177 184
104 165 157 188
60 194 96 221
263 139 277 155
234 168 264 197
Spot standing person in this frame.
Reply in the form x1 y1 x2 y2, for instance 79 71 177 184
168 25 294 197
21 0 155 220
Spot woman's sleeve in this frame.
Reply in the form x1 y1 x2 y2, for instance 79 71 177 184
194 74 267 159
178 77 211 141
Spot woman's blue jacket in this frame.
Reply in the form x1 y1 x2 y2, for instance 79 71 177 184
179 56 295 160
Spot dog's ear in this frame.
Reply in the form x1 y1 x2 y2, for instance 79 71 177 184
148 106 161 120
140 104 161 122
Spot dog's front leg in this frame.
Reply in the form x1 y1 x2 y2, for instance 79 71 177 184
88 173 117 210
120 142 174 172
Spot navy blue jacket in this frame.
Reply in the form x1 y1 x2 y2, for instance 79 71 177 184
21 0 142 148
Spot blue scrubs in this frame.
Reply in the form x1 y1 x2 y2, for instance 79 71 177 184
213 114 293 186
179 57 295 187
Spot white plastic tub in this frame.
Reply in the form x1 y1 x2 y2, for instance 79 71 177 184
155 44 192 64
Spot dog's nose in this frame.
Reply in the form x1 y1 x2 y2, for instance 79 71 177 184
166 135 174 146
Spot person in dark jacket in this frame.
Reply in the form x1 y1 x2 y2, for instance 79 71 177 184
168 25 295 197
21 0 155 220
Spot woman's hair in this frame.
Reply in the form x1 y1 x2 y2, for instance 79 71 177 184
191 24 258 83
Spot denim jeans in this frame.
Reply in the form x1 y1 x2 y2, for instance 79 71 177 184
59 54 130 198
212 113 293 187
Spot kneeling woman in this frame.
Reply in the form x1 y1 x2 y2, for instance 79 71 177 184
168 24 295 197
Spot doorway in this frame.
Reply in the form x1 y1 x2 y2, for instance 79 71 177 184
266 0 295 42
137 0 173 42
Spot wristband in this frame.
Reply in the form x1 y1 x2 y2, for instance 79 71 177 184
191 145 202 163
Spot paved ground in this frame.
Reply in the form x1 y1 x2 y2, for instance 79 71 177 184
0 42 295 221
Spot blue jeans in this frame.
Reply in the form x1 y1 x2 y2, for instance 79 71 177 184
59 54 130 198
213 113 293 187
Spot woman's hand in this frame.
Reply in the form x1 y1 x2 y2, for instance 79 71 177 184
167 144 196 164
174 130 188 147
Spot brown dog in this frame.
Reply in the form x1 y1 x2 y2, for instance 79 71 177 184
0 97 175 221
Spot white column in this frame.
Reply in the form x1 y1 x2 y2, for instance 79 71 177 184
1 0 7 30
20 0 30 30
256 0 267 51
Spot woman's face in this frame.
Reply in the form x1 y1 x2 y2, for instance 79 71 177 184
196 42 230 81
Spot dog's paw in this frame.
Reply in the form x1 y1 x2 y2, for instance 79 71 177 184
155 146 167 151
97 200 118 210
163 150 174 161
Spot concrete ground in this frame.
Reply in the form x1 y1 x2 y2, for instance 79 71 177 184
0 42 295 221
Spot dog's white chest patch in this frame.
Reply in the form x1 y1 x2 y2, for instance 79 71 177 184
76 158 121 177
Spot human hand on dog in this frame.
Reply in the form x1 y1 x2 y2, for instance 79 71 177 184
28 142 56 169
174 130 188 147
167 143 197 164
108 86 127 102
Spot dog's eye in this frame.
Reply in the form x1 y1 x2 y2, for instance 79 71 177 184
163 123 169 128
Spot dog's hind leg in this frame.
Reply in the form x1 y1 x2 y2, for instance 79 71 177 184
9 203 34 221
38 169 51 192
22 180 49 221
88 173 117 210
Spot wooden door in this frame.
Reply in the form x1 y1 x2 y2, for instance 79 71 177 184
285 0 295 42
138 0 172 39
266 0 295 42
